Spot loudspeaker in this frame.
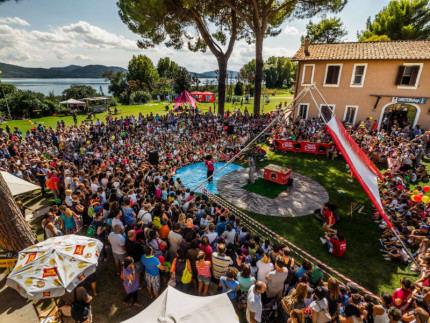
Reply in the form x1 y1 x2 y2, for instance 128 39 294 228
227 125 234 135
148 150 159 166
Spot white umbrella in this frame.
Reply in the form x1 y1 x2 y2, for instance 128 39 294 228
122 286 239 323
0 171 40 196
7 235 102 300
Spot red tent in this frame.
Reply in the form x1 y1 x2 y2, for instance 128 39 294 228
190 91 202 95
173 90 198 109
201 91 215 102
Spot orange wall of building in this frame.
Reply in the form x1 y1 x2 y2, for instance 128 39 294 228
295 60 430 129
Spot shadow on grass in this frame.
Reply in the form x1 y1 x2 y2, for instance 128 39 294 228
239 149 418 294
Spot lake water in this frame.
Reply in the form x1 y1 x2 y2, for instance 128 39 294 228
1 77 234 96
1 78 110 96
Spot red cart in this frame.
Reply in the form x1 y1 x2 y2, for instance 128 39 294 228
263 164 291 185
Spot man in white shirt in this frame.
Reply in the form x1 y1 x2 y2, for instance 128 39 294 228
90 176 99 195
108 225 127 274
246 281 266 323
137 204 152 225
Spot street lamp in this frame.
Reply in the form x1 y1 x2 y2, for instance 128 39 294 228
0 71 12 119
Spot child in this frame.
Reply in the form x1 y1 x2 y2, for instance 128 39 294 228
65 189 73 207
122 257 142 307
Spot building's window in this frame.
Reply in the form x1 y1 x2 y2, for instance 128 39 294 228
298 104 309 119
319 104 335 121
351 64 367 86
344 106 358 124
321 105 335 112
324 65 342 85
395 65 421 87
302 65 314 85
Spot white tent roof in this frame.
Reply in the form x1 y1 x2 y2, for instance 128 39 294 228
59 98 86 105
1 172 40 196
122 286 239 323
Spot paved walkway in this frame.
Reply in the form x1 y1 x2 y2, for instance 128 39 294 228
217 169 329 217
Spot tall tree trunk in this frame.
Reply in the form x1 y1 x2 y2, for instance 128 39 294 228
0 174 36 251
254 32 264 115
217 56 228 116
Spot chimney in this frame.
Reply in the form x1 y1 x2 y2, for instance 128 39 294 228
304 35 310 56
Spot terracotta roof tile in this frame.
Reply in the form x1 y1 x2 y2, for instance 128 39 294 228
293 41 430 61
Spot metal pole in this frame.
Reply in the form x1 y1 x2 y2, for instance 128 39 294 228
0 72 11 120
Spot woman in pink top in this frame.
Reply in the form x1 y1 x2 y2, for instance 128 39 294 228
196 251 212 296
199 236 213 261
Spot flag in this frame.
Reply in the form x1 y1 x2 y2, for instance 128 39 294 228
322 107 392 229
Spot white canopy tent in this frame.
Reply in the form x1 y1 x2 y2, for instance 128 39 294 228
1 172 40 196
59 99 86 105
122 286 239 323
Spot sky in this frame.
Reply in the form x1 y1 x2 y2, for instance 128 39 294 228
0 0 391 73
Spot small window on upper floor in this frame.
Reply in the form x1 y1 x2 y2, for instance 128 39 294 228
324 65 342 86
351 64 367 87
395 65 421 87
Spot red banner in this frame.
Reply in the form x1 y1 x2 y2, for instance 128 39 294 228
275 140 329 155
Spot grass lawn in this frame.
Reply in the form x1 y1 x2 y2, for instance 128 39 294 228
242 177 288 198
3 91 293 133
233 148 422 296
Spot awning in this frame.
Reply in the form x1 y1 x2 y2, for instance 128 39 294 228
59 99 86 105
1 172 40 196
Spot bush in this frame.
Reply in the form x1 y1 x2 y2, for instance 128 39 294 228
234 82 244 96
118 92 130 105
109 97 118 107
130 91 151 104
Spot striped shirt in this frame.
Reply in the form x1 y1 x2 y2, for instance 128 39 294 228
211 252 233 279
196 260 212 277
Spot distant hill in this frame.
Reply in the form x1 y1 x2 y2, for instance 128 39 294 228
0 62 127 78
190 70 239 78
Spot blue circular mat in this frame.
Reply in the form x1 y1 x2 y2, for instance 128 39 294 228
174 162 244 194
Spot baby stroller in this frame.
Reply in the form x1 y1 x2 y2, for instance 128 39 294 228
261 294 278 323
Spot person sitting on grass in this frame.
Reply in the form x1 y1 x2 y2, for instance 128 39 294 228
320 232 346 257
381 243 409 263
322 203 337 234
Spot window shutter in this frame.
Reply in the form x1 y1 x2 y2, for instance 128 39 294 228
410 66 420 86
325 67 333 84
395 66 405 85
332 66 340 84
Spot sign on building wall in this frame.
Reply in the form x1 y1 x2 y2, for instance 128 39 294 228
392 97 427 104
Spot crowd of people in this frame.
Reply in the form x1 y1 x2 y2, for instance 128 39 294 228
3 107 430 323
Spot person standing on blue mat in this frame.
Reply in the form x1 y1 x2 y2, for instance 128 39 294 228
205 155 215 183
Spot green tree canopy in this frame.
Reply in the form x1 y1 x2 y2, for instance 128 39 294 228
302 17 347 43
0 83 17 99
263 57 295 89
117 0 247 115
62 85 97 100
239 59 256 94
157 58 180 79
172 67 192 94
0 91 56 117
152 77 172 97
221 0 346 114
103 70 128 98
358 0 430 41
127 55 159 91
